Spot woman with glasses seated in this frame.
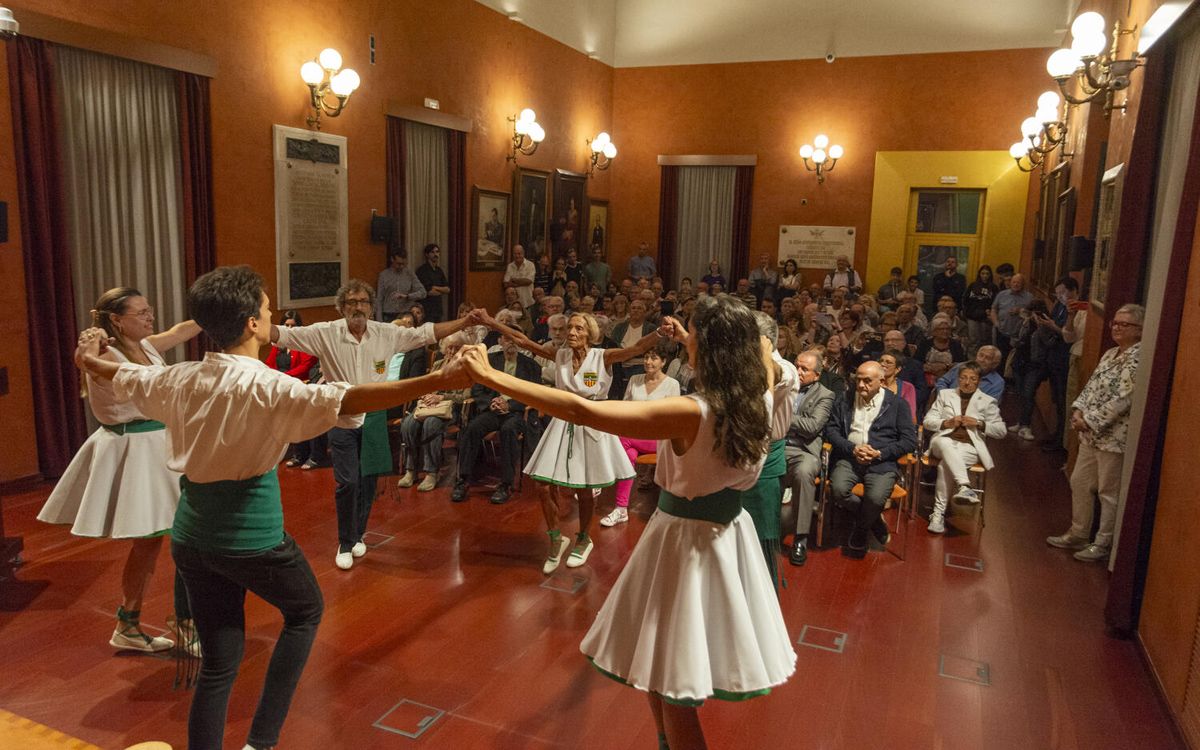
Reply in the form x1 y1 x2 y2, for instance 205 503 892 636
396 333 473 492
39 287 202 656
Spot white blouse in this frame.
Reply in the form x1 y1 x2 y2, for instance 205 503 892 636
624 373 681 402
86 339 165 425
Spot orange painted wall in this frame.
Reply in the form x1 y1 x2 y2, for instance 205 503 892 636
608 48 1052 286
0 0 614 481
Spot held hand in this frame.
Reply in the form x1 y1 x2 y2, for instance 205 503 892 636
662 316 688 343
74 327 109 369
1070 410 1089 433
853 444 874 464
438 349 471 390
960 416 979 429
942 417 960 430
459 344 494 383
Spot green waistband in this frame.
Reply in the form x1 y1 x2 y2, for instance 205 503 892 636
102 419 165 435
175 468 283 553
657 487 743 524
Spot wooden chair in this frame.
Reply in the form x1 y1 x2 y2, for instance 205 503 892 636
815 441 912 560
914 425 989 530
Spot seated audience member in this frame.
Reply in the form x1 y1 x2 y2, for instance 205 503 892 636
486 309 525 350
905 275 925 310
397 335 472 491
936 345 1004 404
760 298 777 320
895 304 926 352
608 294 630 330
936 297 969 341
855 296 881 329
914 318 965 387
824 361 917 559
453 334 543 504
410 302 426 327
776 325 803 363
525 285 546 323
877 267 905 309
879 349 918 421
922 361 1007 533
816 338 849 397
1045 304 1143 563
784 351 835 566
734 278 757 308
600 345 681 526
878 311 898 333
271 311 327 470
535 313 568 383
825 286 849 314
606 297 656 399
531 295 564 340
387 314 429 382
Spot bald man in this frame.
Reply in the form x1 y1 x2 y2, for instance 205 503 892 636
824 361 917 559
936 345 1005 404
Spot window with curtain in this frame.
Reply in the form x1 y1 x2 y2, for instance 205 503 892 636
56 46 187 360
674 166 736 287
404 121 449 256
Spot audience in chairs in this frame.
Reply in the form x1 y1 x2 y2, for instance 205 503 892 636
936 345 1004 404
785 351 835 566
397 334 473 492
824 362 917 559
922 361 1007 533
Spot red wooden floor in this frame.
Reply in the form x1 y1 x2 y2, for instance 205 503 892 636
0 423 1182 749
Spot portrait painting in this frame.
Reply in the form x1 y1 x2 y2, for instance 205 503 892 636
514 168 550 263
471 187 510 271
586 199 609 255
552 169 587 259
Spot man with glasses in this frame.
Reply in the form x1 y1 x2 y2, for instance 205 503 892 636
273 279 483 570
1046 304 1144 563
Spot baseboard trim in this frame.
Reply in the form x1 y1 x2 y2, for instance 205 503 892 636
1135 631 1193 749
0 474 45 494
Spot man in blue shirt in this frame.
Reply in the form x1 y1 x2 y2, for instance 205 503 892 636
627 242 657 280
990 272 1032 366
935 345 1005 404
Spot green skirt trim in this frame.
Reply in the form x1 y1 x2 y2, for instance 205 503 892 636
529 474 634 489
586 658 772 706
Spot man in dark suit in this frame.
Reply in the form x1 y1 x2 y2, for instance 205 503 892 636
452 336 543 504
605 298 656 400
785 350 835 566
824 361 917 559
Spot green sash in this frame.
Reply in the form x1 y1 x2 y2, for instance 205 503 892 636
740 440 787 590
657 486 743 525
101 419 165 435
359 410 392 477
175 469 283 553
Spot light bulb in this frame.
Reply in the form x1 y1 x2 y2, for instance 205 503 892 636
813 134 830 149
300 61 324 85
318 48 342 72
812 148 827 164
828 144 844 160
1010 142 1028 159
799 144 814 159
591 139 604 153
530 123 545 143
602 143 617 159
518 108 536 124
1037 90 1061 111
1036 107 1059 125
595 131 610 146
1072 29 1108 58
1020 117 1041 138
330 69 360 96
514 119 530 136
1046 48 1083 77
1071 11 1107 39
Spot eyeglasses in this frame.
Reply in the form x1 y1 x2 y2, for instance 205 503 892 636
124 307 154 320
1110 321 1141 329
343 298 372 308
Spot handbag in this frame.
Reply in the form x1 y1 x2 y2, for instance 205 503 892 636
412 399 454 421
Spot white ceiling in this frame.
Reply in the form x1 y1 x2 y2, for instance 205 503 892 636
476 0 1077 68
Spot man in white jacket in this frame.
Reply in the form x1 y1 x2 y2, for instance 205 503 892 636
922 361 1007 533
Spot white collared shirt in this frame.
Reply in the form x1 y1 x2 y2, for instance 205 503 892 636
770 350 800 441
278 319 434 428
848 389 884 445
504 259 536 307
112 353 349 483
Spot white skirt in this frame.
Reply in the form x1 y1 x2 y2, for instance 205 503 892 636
38 428 180 538
524 417 635 488
581 507 796 704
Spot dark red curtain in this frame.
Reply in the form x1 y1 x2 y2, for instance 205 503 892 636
7 37 86 478
385 116 407 264
446 129 466 312
176 71 216 360
656 166 679 285
730 165 755 281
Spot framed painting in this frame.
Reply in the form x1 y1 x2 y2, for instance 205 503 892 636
470 187 510 271
513 167 550 262
1091 163 1125 313
586 198 609 256
551 168 587 259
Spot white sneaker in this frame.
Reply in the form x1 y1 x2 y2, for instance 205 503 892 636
110 625 174 653
543 533 572 575
351 540 367 557
1018 427 1035 441
1007 424 1020 433
953 486 981 505
781 487 793 505
396 470 415 488
1073 544 1110 562
1046 533 1089 550
566 535 594 568
927 513 945 534
599 507 628 527
417 473 438 492
335 549 353 570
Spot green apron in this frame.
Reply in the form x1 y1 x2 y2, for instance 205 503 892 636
175 468 283 553
739 440 787 590
358 410 392 477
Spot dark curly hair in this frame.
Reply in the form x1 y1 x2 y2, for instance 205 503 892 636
188 266 264 349
690 294 770 469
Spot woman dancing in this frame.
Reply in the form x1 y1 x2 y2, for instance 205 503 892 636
463 294 795 748
39 287 201 655
483 311 668 573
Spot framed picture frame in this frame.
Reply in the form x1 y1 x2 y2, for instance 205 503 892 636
1091 163 1126 313
1052 186 1077 284
585 198 609 256
551 168 587 258
470 187 510 272
513 167 550 262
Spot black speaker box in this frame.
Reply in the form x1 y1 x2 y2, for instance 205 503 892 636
370 215 397 245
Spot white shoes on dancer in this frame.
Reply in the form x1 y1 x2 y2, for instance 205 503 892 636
543 532 572 575
600 507 628 527
566 534 594 568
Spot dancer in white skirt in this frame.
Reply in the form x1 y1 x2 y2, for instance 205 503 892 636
39 287 201 653
482 311 670 573
463 294 796 749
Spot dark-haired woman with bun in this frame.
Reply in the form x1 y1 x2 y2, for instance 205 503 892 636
461 293 795 750
39 287 201 655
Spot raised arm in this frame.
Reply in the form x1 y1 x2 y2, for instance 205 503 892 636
478 311 556 360
461 345 700 441
75 329 122 381
603 323 667 368
339 361 467 415
146 320 202 354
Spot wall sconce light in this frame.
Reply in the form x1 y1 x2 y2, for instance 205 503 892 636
585 132 617 177
1045 11 1143 116
507 108 546 163
1011 90 1075 174
300 48 360 130
798 134 843 183
0 6 20 38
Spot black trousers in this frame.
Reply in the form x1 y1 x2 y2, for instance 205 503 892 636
329 426 379 550
458 410 532 485
829 459 897 532
172 535 323 750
